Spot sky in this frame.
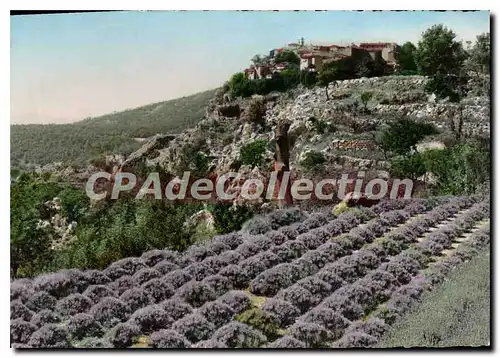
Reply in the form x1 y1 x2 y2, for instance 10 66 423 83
10 10 490 124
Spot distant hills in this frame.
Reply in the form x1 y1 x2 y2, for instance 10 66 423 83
10 89 216 169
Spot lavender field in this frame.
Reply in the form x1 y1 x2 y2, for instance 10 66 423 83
10 195 490 348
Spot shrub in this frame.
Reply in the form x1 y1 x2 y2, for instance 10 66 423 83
241 257 269 280
30 309 61 328
300 250 333 270
246 95 267 125
212 232 245 249
131 268 161 285
236 241 263 258
266 335 307 348
130 305 173 334
142 278 175 303
199 301 235 328
239 139 269 168
103 267 128 281
390 153 427 180
119 287 152 312
84 270 112 285
299 307 349 340
55 293 93 317
32 272 75 299
296 277 332 301
106 257 148 276
379 262 412 284
172 313 215 343
275 285 316 314
211 205 255 235
218 264 249 289
300 151 327 171
201 274 233 297
10 319 37 344
28 324 70 348
185 244 216 262
83 285 116 304
242 217 272 235
236 308 280 341
140 249 178 267
250 263 299 296
153 260 180 275
346 317 390 339
316 241 345 261
176 281 216 308
218 250 243 265
289 321 332 348
321 294 364 321
159 299 193 321
315 270 344 291
10 279 34 303
107 275 134 296
269 208 307 228
68 313 103 340
105 322 140 348
293 258 319 279
423 144 490 196
217 291 251 314
337 283 378 309
297 232 324 250
211 321 267 348
74 337 113 348
89 297 130 328
163 269 192 289
11 301 34 321
150 329 190 348
261 298 301 328
324 257 363 282
184 261 217 281
378 118 437 156
267 230 288 245
192 339 229 348
206 241 231 255
360 91 373 111
332 332 378 348
271 240 307 262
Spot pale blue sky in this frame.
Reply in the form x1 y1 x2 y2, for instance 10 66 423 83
10 11 490 124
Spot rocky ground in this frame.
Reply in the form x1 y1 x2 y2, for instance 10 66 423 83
35 75 490 210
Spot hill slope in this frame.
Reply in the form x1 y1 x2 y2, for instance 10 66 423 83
10 89 216 169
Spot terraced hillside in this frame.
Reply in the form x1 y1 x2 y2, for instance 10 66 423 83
10 196 490 348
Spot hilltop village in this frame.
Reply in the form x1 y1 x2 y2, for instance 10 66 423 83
245 38 400 79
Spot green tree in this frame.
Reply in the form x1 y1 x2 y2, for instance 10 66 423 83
468 32 490 74
378 118 438 156
360 91 373 112
274 50 300 66
229 72 253 97
424 71 469 102
240 140 268 168
390 153 427 180
415 24 467 76
251 54 264 66
398 41 418 72
356 56 376 78
416 25 469 103
317 62 340 100
422 143 490 195
300 69 317 87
